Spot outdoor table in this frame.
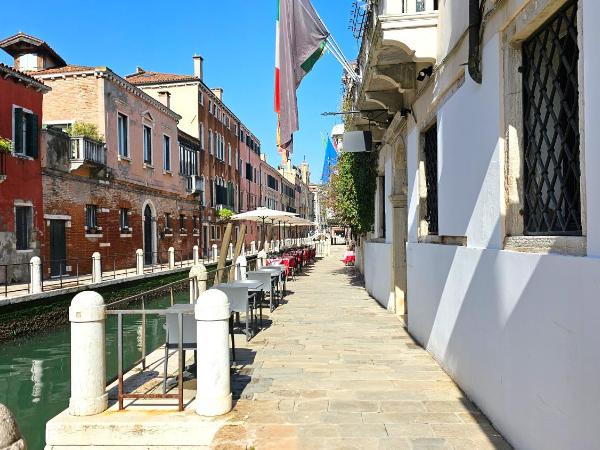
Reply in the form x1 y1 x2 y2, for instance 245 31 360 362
213 280 264 340
259 266 285 302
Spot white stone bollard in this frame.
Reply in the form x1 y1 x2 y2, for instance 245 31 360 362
257 250 267 268
228 243 233 260
242 243 247 256
68 291 108 416
258 241 262 252
0 403 26 449
92 252 102 284
211 244 218 261
189 263 208 303
195 289 232 416
136 249 144 275
235 255 247 280
30 256 42 294
250 241 256 254
168 247 175 270
193 245 199 265
270 240 275 252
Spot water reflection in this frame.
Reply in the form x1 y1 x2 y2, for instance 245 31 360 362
0 290 188 450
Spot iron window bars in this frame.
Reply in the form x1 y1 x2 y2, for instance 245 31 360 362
522 0 581 235
423 123 439 235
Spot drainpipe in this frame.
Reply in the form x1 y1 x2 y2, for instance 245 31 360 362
468 0 483 84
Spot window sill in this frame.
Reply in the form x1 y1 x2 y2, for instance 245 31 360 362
164 233 173 238
118 155 131 163
11 153 34 161
504 236 586 256
143 163 154 169
85 233 103 238
120 233 132 238
163 170 173 176
16 249 34 253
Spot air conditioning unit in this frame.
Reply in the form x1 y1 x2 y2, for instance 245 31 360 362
188 175 204 194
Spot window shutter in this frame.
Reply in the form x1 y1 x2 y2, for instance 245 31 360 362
27 113 39 158
13 108 23 153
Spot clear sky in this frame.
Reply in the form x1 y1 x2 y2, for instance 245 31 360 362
0 0 358 184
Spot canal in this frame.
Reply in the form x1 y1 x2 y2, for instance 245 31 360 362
0 289 189 450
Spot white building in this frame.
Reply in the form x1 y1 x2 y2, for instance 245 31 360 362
348 0 600 448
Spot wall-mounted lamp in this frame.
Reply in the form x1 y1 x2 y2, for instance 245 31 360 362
417 66 433 81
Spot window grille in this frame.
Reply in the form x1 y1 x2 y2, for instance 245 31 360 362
522 0 580 235
423 124 438 235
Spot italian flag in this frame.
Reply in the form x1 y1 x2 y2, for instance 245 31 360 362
275 0 329 159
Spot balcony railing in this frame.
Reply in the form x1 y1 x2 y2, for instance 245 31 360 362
70 136 106 170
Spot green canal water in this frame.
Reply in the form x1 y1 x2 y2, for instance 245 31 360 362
0 290 189 450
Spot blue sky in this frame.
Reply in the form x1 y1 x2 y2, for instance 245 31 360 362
0 0 358 183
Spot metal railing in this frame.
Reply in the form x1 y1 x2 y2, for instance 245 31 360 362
0 262 31 298
70 136 107 166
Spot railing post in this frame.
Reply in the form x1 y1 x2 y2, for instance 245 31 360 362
189 263 207 303
136 249 144 275
195 289 232 416
30 256 42 294
168 247 175 270
68 291 107 416
193 245 199 265
0 403 26 449
257 250 267 268
211 244 218 261
235 255 247 280
92 252 102 284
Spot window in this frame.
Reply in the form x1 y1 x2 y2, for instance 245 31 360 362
179 214 185 231
246 162 253 181
15 206 32 250
179 143 198 176
199 92 204 106
192 215 198 229
228 143 232 165
208 130 213 154
163 135 171 171
143 125 152 164
120 208 130 232
164 213 172 230
423 124 438 235
522 0 580 235
85 205 98 230
118 113 128 157
208 100 212 114
12 107 39 158
199 123 205 150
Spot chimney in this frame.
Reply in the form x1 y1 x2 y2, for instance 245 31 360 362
193 55 203 80
136 66 145 74
212 88 223 101
158 91 171 109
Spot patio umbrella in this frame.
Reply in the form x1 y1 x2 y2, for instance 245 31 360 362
232 207 297 250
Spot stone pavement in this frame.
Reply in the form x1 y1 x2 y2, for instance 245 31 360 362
215 246 511 449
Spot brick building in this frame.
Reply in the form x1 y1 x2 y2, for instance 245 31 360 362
126 58 241 255
0 63 50 282
238 125 262 245
1 33 201 275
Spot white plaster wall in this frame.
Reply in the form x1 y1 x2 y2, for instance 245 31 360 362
363 241 393 309
407 125 420 243
437 35 503 249
407 243 600 450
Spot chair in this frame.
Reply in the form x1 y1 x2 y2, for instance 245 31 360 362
163 307 196 393
212 285 256 342
247 270 274 312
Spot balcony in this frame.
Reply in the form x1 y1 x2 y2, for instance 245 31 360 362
70 136 107 171
349 0 439 135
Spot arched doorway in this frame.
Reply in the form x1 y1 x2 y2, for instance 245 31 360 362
143 204 154 265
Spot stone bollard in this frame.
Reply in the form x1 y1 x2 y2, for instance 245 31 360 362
91 252 102 284
193 245 199 265
195 289 232 416
68 291 108 416
257 250 267 268
211 244 218 261
235 255 247 280
189 263 208 303
136 249 144 275
30 256 42 294
258 241 262 252
228 243 233 260
250 241 256 254
0 403 26 450
168 247 175 270
242 243 247 256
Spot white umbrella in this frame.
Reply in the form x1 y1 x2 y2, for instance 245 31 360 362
232 207 297 249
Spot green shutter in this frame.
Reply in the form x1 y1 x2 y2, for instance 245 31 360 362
28 113 39 158
13 108 23 153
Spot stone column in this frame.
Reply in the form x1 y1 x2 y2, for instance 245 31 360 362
389 193 408 316
189 263 208 303
168 247 175 270
91 252 102 284
195 289 232 416
30 256 42 294
0 403 26 449
68 291 108 416
235 255 247 280
193 245 199 265
136 249 144 275
211 244 218 261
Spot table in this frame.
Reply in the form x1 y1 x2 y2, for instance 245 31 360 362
213 280 264 340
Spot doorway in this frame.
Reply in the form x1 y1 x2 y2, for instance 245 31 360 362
49 220 67 277
143 205 154 265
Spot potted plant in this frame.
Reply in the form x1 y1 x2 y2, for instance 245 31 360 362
67 122 103 141
0 137 12 153
216 208 234 222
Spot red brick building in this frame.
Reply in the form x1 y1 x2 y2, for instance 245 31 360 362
1 33 201 275
0 63 50 282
